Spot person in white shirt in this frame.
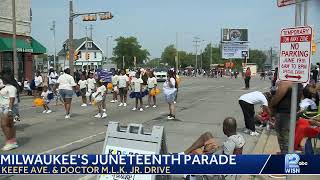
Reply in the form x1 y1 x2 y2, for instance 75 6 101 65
93 81 107 118
56 68 77 119
87 73 96 104
41 86 52 114
0 72 20 151
239 91 272 136
110 71 120 103
48 68 58 91
34 71 43 96
131 72 144 111
78 74 88 107
163 70 177 120
23 79 32 96
117 69 129 107
146 71 157 108
299 86 318 112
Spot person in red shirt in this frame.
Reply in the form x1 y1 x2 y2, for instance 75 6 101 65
244 67 251 89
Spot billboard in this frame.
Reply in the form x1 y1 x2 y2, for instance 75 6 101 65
222 43 249 59
221 29 248 42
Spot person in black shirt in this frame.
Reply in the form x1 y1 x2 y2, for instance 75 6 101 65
311 67 318 83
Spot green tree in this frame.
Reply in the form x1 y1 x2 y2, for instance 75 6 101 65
248 49 267 71
201 44 222 69
161 45 177 67
113 36 150 68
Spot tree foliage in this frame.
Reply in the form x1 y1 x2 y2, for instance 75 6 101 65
113 36 150 68
161 45 177 67
248 49 267 71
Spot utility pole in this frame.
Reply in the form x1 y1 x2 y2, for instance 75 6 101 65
122 56 125 69
175 32 179 71
270 47 273 70
12 0 18 80
210 42 212 66
85 26 89 72
106 36 112 63
200 49 203 72
69 0 74 76
50 20 57 70
89 24 93 39
193 37 201 77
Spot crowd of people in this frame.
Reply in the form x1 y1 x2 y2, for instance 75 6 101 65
0 67 180 151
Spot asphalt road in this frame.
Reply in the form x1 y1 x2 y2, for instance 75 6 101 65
0 76 271 180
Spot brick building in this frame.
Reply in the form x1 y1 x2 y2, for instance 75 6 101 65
0 0 46 81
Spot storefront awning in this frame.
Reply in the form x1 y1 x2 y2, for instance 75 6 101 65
0 37 46 54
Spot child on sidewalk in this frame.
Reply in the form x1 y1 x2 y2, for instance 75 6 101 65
131 72 144 112
78 74 88 107
93 81 107 118
146 71 157 108
41 86 52 114
118 69 129 107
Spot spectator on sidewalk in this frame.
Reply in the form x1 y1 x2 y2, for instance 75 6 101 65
311 67 319 83
34 71 43 97
270 81 303 154
184 117 245 155
48 68 58 91
244 67 251 89
239 91 272 136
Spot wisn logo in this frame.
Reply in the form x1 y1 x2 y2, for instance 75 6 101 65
285 154 308 174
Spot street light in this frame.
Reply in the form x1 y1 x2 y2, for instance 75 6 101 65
50 20 56 70
106 35 113 63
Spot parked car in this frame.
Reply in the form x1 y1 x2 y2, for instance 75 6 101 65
154 68 168 82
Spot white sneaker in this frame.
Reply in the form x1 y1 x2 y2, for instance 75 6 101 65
94 114 102 118
81 104 87 107
152 105 157 108
88 102 92 105
145 105 150 108
139 108 144 112
103 109 106 112
46 110 52 114
168 116 175 120
118 103 123 107
65 114 71 119
110 100 115 103
1 143 18 151
42 110 47 114
174 101 177 104
250 131 260 136
114 100 118 102
132 107 137 111
123 103 127 107
101 113 107 118
243 129 250 134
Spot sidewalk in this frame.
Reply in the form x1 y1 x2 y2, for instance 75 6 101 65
240 129 319 180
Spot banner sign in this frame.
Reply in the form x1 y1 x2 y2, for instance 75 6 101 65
222 43 249 59
279 26 312 83
0 154 319 175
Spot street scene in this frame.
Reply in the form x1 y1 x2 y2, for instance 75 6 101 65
0 0 320 180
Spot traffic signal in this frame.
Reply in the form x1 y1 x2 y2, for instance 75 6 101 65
74 51 79 60
100 12 113 20
85 53 90 60
83 15 97 21
312 41 317 55
66 51 70 60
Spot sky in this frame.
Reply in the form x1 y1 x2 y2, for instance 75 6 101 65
31 0 320 59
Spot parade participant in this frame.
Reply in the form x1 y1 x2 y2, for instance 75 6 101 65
23 79 32 96
56 68 77 119
163 69 177 120
0 72 20 151
184 117 245 155
146 71 157 108
34 71 43 96
48 68 58 91
131 71 144 111
244 67 251 89
270 81 303 154
118 69 129 107
78 74 88 107
110 71 119 103
87 73 96 104
93 81 107 118
239 91 272 136
41 86 52 114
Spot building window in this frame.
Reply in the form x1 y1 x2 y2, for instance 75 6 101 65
94 52 97 59
79 52 82 59
86 42 92 48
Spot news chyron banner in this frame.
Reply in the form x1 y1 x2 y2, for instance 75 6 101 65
0 154 319 175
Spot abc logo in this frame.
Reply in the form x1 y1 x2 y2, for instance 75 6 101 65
298 161 308 166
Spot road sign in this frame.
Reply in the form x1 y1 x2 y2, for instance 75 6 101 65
279 26 312 83
277 0 296 7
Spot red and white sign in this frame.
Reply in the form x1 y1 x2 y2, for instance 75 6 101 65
279 26 313 83
277 0 296 7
